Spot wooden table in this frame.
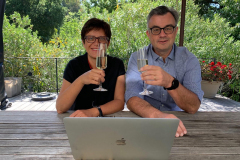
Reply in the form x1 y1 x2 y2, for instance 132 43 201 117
0 111 239 160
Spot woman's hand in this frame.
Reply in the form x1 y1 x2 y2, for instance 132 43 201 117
79 69 105 85
70 108 99 117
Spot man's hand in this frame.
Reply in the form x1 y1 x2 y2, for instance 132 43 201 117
140 65 173 88
161 113 187 137
150 111 187 137
79 69 105 86
70 108 98 117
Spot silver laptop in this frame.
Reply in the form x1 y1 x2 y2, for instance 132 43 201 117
63 117 179 160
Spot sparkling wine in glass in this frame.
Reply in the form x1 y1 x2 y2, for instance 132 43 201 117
93 43 108 91
137 48 153 95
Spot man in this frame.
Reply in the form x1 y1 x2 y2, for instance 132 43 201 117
125 6 203 137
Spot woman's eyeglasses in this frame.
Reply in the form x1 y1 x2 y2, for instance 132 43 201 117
84 36 109 43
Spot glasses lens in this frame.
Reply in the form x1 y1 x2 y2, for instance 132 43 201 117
151 27 160 35
99 37 108 43
86 36 95 43
164 26 174 34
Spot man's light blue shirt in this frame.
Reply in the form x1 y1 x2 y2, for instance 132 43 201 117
125 43 204 111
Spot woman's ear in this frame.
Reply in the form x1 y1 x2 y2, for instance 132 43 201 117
107 40 111 48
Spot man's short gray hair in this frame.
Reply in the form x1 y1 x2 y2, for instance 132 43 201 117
147 6 179 27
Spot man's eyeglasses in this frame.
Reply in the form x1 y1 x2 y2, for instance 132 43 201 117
84 36 109 43
149 25 176 35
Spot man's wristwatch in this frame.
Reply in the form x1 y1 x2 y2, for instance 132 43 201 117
164 78 179 90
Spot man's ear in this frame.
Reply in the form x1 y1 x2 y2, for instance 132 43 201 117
175 26 179 33
146 30 150 39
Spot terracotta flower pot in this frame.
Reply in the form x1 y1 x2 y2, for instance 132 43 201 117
201 80 222 98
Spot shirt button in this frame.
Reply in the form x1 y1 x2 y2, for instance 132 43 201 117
162 105 164 107
162 94 164 96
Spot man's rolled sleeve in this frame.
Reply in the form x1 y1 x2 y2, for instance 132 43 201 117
183 56 204 102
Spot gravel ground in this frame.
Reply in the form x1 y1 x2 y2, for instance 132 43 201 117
199 94 240 112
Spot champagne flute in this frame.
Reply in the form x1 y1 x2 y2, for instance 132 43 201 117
93 43 108 91
137 48 153 95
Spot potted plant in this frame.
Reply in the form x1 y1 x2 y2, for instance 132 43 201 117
4 60 22 97
200 61 233 98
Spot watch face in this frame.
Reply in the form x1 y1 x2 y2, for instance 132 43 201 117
172 81 175 86
164 78 179 90
172 79 179 89
167 78 179 90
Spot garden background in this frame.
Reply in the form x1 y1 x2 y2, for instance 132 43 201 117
2 0 240 101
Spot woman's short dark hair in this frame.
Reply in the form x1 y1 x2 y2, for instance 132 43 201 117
81 18 111 43
147 6 179 27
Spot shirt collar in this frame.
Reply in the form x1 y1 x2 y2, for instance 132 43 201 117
168 44 175 60
149 43 175 61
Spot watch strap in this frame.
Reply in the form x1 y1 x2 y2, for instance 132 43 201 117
96 106 103 117
92 101 103 117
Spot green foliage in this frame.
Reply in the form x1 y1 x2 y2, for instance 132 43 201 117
3 0 240 101
218 0 240 41
194 0 222 19
5 0 67 43
62 0 81 13
194 0 240 41
83 0 118 13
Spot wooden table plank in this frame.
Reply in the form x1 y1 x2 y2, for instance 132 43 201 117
0 140 70 146
170 147 240 154
0 123 64 128
0 147 72 155
0 155 74 160
0 134 68 140
170 155 240 160
0 128 66 134
0 147 239 157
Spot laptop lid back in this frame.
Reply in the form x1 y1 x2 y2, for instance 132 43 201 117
64 117 178 160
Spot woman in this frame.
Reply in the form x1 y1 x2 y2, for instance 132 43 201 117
56 18 125 117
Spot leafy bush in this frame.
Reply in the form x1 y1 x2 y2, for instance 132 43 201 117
3 12 69 93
